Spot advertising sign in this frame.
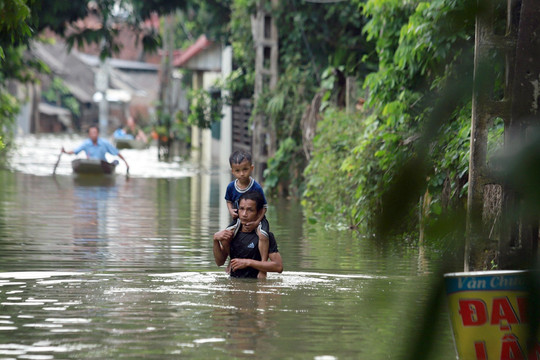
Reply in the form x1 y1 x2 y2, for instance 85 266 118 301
445 270 539 360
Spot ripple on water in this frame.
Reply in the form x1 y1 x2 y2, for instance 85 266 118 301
0 272 82 280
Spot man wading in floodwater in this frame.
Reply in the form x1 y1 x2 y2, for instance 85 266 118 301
212 191 283 278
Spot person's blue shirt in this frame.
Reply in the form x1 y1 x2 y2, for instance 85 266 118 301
225 177 268 209
74 138 119 161
113 128 134 140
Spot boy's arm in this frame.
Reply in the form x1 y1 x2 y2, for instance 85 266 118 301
226 201 238 218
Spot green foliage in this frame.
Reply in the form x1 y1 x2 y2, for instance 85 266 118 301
42 76 81 117
63 0 194 59
187 88 223 129
184 1 232 44
0 0 35 150
229 0 255 63
255 1 371 195
215 68 253 105
224 1 375 196
275 0 372 78
302 0 478 236
0 90 19 154
302 109 366 228
133 0 189 21
264 136 304 196
36 0 89 35
227 0 256 100
153 110 190 143
164 1 231 51
0 0 31 57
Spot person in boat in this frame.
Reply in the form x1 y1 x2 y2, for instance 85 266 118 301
213 191 283 278
123 116 148 143
62 125 129 170
113 126 132 140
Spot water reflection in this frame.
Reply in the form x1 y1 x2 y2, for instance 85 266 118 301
212 279 282 357
72 179 117 262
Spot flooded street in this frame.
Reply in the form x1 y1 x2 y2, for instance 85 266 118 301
0 135 456 359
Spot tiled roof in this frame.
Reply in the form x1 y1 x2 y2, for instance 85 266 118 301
172 35 213 67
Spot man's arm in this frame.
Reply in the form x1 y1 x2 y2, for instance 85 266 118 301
117 153 129 170
229 251 283 274
62 147 74 155
213 229 233 266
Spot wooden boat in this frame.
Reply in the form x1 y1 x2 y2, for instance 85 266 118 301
71 159 117 175
114 138 148 150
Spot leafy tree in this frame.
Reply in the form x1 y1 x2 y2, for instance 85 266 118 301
65 0 189 59
258 0 374 196
303 0 478 237
0 0 36 152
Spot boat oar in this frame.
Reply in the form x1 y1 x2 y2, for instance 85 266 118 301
52 150 63 175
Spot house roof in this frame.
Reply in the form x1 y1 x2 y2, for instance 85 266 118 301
38 102 72 126
31 41 96 103
173 35 222 71
76 52 159 72
30 40 158 105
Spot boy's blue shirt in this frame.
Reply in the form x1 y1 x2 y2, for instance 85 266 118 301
225 177 268 208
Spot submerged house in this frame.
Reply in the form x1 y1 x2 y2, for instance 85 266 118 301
17 40 159 135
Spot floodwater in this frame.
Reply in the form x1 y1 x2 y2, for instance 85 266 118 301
0 135 456 359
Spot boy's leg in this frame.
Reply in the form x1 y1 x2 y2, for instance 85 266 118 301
260 217 270 235
257 220 269 279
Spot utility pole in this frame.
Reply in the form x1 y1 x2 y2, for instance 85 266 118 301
96 58 110 135
158 14 175 160
251 0 279 182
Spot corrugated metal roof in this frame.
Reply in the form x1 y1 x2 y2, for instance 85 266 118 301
29 40 158 104
31 41 96 102
76 52 159 71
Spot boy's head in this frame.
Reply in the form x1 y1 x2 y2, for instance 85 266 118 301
229 150 252 166
229 150 254 182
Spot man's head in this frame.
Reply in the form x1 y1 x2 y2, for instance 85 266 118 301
229 150 254 182
88 125 99 143
237 191 265 225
